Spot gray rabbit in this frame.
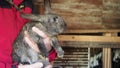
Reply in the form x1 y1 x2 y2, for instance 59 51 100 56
6 0 66 67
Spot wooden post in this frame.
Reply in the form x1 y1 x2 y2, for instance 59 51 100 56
103 33 117 68
88 48 90 68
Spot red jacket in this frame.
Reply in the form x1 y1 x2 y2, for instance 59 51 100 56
0 0 56 68
0 0 32 68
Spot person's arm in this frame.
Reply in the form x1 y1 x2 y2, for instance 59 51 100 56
12 0 33 33
15 0 33 24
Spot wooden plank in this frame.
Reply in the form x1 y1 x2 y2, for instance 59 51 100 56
54 61 88 63
108 48 111 68
103 48 107 68
102 33 117 68
60 41 120 48
88 48 90 68
103 47 111 68
65 29 120 33
57 35 120 43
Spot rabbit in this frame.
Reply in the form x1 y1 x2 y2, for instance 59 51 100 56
6 0 66 67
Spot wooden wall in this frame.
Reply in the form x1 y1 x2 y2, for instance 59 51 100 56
34 0 120 30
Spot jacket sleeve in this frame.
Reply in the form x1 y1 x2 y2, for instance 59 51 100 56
14 0 33 33
12 0 33 67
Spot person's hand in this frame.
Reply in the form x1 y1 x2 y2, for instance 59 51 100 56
24 27 53 52
24 30 40 53
32 26 52 52
18 62 53 68
23 30 53 68
18 62 43 68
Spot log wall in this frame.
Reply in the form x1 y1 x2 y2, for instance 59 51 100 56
34 0 120 30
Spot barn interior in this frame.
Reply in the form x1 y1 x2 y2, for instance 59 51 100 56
33 0 120 68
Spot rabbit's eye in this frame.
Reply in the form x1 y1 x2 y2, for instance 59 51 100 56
53 16 58 22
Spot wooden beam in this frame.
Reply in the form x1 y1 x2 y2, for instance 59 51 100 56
103 47 111 68
103 48 108 68
59 41 120 48
58 35 120 43
102 33 117 68
65 29 120 33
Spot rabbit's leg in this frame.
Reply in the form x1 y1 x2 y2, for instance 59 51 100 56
51 37 64 58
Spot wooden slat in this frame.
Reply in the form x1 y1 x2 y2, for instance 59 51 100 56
58 35 120 43
65 29 120 33
65 52 88 55
60 41 120 48
103 48 111 68
54 47 88 67
88 48 90 68
102 33 117 68
64 55 88 58
103 48 107 68
55 61 88 63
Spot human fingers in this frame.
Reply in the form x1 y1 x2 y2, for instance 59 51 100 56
24 30 40 52
31 62 43 68
45 64 53 68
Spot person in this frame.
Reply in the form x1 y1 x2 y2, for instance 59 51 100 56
0 0 57 68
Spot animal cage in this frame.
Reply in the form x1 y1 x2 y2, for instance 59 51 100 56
54 47 90 68
56 32 120 68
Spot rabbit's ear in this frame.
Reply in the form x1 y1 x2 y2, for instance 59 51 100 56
21 13 45 22
44 0 51 14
